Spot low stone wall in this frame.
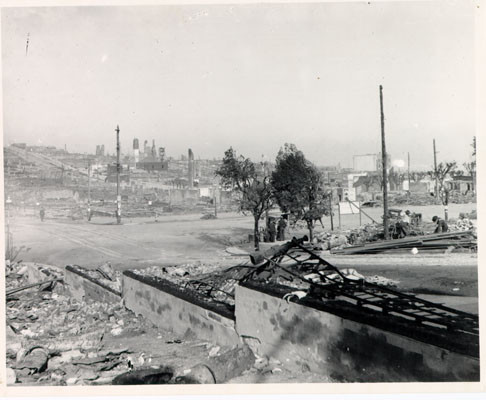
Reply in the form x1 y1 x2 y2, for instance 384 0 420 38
122 271 240 347
64 265 121 304
234 283 479 382
55 263 479 382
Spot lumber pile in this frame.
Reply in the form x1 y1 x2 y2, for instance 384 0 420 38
330 230 477 255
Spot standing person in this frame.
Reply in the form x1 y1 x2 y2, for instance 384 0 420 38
268 217 277 242
432 216 448 233
39 206 45 222
277 215 288 241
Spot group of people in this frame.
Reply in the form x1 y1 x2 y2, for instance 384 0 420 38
393 210 412 238
262 214 288 243
394 210 450 238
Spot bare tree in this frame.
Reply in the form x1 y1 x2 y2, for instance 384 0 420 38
428 162 457 204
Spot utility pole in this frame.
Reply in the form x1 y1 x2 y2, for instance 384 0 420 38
87 159 92 221
116 125 121 224
433 139 438 199
327 172 334 231
87 160 91 205
380 85 389 240
407 152 411 193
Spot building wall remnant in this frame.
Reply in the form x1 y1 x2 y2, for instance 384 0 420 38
234 284 479 382
122 271 240 347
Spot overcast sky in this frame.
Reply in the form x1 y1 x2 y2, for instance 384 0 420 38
1 2 476 169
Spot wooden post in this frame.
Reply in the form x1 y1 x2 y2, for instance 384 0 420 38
329 193 334 231
380 85 389 240
87 160 91 207
433 139 438 199
407 152 411 193
338 202 341 230
327 173 334 231
359 202 362 226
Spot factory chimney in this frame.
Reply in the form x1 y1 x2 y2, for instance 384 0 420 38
133 138 140 164
188 149 194 189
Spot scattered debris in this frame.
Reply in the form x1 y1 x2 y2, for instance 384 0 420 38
244 237 479 344
5 262 151 386
208 346 221 357
96 262 116 281
67 263 122 294
331 231 477 255
112 367 174 385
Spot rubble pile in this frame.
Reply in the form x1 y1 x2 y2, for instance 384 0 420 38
447 191 477 204
135 263 225 284
448 216 476 233
331 231 477 255
389 192 441 206
313 224 383 250
69 262 123 294
131 263 251 308
389 191 476 206
6 263 164 385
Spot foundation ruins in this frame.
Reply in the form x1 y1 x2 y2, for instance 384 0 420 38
6 236 479 385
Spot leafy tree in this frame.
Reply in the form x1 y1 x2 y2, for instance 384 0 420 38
271 143 330 241
215 148 273 250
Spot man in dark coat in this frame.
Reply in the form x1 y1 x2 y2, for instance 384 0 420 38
277 215 288 241
267 217 277 242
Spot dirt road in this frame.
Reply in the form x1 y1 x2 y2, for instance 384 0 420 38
7 204 478 310
8 212 254 268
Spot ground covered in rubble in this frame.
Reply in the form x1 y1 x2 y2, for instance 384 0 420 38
5 204 478 384
5 262 334 385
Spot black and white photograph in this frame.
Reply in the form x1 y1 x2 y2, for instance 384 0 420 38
1 0 483 391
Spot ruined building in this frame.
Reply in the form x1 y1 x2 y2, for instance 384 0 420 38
95 144 106 157
136 138 168 172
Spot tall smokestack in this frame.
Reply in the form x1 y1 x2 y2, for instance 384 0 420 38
133 138 140 164
188 148 194 189
151 140 156 158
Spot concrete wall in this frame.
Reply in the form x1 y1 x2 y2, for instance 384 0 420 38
56 262 479 382
122 272 240 347
234 284 479 382
64 266 121 304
